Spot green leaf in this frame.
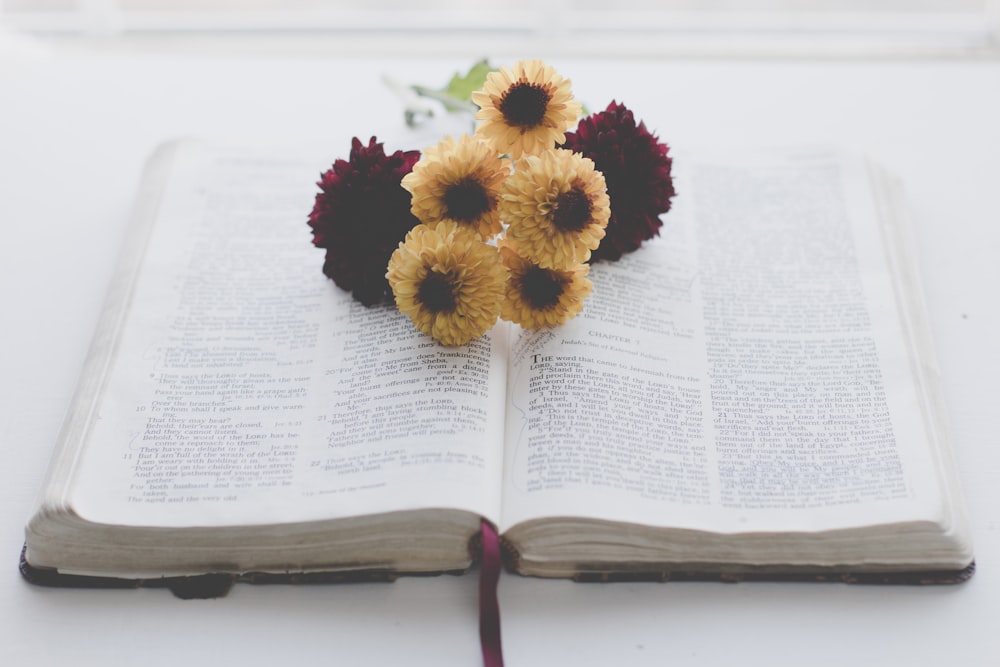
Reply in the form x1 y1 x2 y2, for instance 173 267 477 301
444 59 495 104
409 60 493 115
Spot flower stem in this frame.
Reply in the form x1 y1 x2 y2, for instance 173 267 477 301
381 73 436 128
410 85 479 116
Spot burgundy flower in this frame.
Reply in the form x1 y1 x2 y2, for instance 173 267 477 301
562 101 675 262
308 137 421 305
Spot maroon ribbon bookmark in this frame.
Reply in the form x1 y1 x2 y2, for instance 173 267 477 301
479 519 505 667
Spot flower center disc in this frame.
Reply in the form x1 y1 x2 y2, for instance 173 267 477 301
499 83 550 128
552 189 592 232
444 177 492 223
522 266 565 310
418 271 457 313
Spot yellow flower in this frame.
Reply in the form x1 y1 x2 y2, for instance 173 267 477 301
472 60 582 160
499 149 611 269
401 134 509 241
499 239 592 329
386 222 506 346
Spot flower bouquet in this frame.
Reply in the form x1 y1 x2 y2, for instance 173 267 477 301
308 60 675 346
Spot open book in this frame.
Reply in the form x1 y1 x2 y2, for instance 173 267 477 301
22 139 974 589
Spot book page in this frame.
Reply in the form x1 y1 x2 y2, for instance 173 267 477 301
69 140 506 527
500 148 943 534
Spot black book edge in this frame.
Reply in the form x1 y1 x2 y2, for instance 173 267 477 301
498 536 975 585
20 535 975 599
18 544 472 599
564 561 976 585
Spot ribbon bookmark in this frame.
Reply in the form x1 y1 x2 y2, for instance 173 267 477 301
479 519 505 667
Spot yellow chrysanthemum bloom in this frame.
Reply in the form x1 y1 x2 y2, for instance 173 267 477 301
471 60 582 160
500 149 611 269
386 222 506 346
499 239 592 329
401 135 510 241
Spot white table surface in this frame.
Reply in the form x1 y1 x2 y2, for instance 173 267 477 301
1 45 999 666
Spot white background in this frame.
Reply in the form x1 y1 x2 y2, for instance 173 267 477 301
1 30 999 667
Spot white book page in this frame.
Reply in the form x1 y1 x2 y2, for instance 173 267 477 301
500 148 943 534
69 141 506 528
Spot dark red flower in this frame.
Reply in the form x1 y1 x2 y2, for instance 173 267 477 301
308 137 421 305
562 101 675 262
